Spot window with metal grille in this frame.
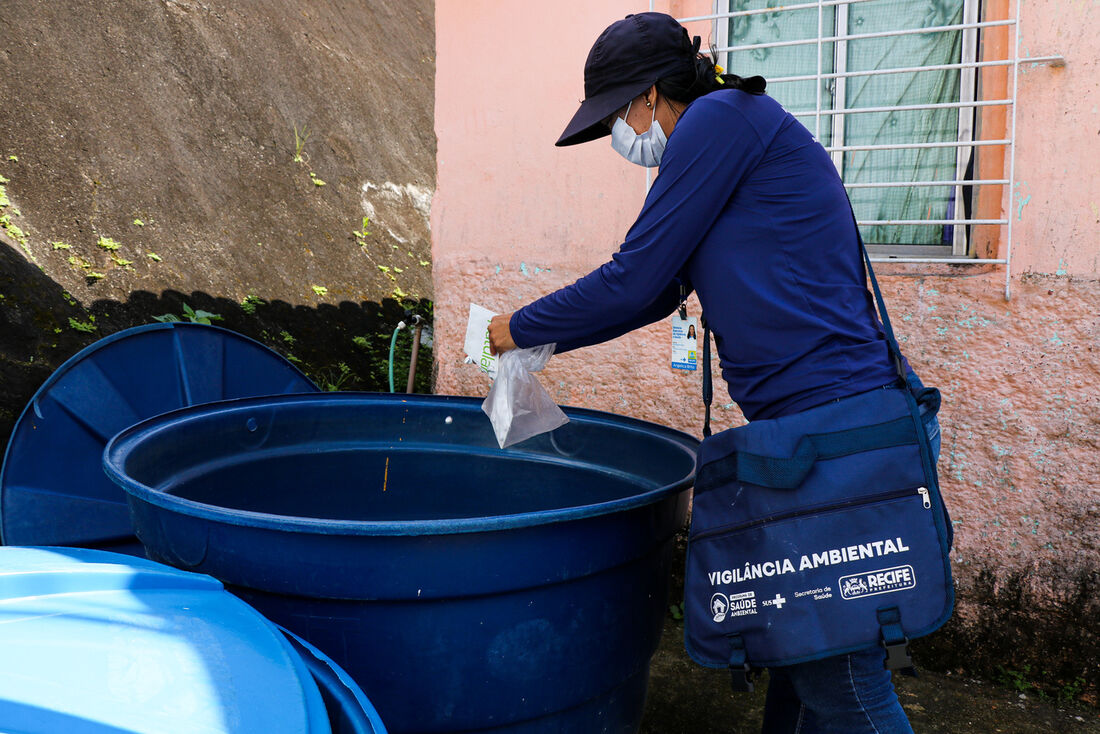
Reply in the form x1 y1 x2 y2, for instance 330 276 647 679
670 1 1059 288
717 0 986 258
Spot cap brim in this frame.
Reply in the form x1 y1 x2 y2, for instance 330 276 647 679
555 80 655 147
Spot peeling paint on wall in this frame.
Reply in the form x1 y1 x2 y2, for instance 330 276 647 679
1013 181 1031 221
360 181 434 245
518 262 551 276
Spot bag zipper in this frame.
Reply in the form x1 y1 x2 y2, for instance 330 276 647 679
692 486 930 543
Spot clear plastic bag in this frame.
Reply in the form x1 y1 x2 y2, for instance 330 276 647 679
481 344 569 448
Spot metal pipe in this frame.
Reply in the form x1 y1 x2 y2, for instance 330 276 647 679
406 318 423 393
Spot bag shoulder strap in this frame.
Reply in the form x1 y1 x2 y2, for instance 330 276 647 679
857 221 907 384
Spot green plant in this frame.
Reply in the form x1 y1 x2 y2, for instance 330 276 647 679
1058 676 1086 703
96 236 121 251
352 336 369 349
293 124 310 164
153 303 223 325
280 330 295 345
997 667 1089 704
240 294 265 315
996 665 1043 697
68 317 97 333
312 285 328 296
353 217 371 242
309 171 326 187
318 362 353 392
2 218 27 245
146 252 161 262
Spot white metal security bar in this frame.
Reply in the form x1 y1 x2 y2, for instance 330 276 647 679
712 19 1016 55
678 0 1065 299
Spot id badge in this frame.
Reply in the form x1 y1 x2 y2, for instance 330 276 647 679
671 315 699 371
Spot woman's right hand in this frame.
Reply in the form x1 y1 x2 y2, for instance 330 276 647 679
488 313 517 356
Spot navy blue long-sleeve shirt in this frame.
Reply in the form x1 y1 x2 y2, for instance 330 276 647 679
510 89 898 421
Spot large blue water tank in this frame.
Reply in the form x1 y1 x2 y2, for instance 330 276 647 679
104 392 697 733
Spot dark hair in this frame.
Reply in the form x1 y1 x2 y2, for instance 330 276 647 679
655 35 766 105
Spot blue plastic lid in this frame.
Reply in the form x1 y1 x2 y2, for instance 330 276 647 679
0 546 333 734
0 322 319 549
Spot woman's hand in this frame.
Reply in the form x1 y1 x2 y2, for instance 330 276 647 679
488 313 517 356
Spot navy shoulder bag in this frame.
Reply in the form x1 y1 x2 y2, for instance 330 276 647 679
683 229 954 692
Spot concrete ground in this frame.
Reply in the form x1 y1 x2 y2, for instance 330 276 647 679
640 613 1100 733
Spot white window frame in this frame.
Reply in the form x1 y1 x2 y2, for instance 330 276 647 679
673 0 1064 298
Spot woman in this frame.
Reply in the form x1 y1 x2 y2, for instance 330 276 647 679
488 12 931 733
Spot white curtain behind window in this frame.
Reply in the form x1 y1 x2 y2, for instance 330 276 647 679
727 0 966 247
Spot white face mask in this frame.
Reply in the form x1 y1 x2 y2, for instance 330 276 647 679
610 99 667 168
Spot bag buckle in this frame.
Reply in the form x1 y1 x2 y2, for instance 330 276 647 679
881 637 913 671
877 605 917 675
729 662 755 693
726 633 755 692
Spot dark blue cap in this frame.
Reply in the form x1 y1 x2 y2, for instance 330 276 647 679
556 12 697 147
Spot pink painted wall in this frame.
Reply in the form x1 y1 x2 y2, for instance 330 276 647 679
1007 1 1100 275
434 0 1099 689
433 0 706 423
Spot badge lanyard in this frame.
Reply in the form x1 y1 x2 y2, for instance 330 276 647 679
671 283 699 373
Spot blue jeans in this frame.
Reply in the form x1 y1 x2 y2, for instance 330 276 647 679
761 644 914 733
759 415 941 734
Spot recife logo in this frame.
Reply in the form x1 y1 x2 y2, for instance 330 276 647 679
839 565 917 600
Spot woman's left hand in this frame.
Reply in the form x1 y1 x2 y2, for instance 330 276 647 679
488 313 516 356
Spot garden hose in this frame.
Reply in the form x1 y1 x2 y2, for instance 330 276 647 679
388 322 406 393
